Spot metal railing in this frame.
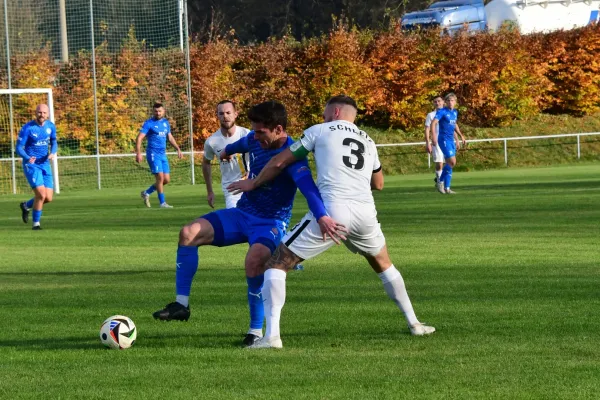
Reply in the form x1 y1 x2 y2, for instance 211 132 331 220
375 131 600 168
2 131 599 194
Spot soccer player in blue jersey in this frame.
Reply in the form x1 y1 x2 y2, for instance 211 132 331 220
152 101 344 346
136 103 183 208
17 104 57 230
431 93 466 194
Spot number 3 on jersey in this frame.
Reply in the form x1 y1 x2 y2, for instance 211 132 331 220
342 138 365 170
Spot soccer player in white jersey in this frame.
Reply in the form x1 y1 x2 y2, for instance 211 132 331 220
202 100 250 209
424 96 446 187
228 95 435 349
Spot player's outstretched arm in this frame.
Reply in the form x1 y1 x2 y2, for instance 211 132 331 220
48 126 58 160
455 123 466 147
227 148 297 194
135 133 145 163
16 127 34 163
424 124 432 154
202 157 215 208
317 216 348 244
168 133 183 159
430 119 439 147
292 165 347 244
371 170 384 191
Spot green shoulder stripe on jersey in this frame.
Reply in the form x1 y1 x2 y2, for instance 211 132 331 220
290 141 310 159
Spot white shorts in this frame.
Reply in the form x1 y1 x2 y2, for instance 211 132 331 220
284 202 386 260
224 191 242 209
432 144 445 163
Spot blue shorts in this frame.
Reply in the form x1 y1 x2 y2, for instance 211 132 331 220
147 152 170 174
438 139 456 159
23 162 53 189
202 208 287 254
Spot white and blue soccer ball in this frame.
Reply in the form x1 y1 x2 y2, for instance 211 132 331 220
99 315 137 349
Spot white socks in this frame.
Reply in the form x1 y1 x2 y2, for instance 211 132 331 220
176 295 189 307
436 170 442 178
378 265 419 327
247 328 263 337
263 268 287 339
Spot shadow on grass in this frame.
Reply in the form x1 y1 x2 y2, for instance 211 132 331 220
0 331 280 350
0 336 99 350
459 179 600 192
0 269 165 277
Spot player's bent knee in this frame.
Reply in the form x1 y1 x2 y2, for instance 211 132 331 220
179 224 198 246
364 245 392 273
245 245 272 277
265 243 303 272
35 191 46 202
179 219 214 247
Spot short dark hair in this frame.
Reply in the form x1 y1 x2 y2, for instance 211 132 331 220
326 95 357 110
432 95 443 101
153 102 164 109
247 101 287 130
217 100 236 110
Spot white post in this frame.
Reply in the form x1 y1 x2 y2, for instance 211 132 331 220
59 0 68 62
427 152 431 169
184 1 195 184
47 89 60 194
90 0 101 189
178 0 184 52
3 0 16 195
504 139 508 165
577 134 580 159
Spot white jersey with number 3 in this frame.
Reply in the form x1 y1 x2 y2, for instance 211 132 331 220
295 120 381 204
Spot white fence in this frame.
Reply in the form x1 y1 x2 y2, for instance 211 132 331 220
2 131 599 194
375 132 600 168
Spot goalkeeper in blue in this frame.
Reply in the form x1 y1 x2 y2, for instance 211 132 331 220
17 104 57 230
136 103 183 208
152 101 345 347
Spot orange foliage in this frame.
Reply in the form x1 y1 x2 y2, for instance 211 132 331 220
3 23 600 155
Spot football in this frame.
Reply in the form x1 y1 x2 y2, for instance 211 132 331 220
99 315 137 349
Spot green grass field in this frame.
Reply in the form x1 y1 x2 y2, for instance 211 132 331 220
1 165 599 399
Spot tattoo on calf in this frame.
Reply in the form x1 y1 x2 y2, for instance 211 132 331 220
266 244 303 272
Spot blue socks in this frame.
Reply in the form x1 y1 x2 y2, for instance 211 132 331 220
158 192 165 204
32 209 42 224
26 198 34 209
443 164 453 189
145 185 156 195
246 275 265 330
175 245 199 297
174 245 265 331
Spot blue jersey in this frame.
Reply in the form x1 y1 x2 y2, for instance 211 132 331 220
140 117 171 153
435 107 458 141
226 132 312 223
16 120 57 165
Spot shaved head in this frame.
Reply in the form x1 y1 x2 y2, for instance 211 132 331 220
36 104 49 113
323 95 358 123
35 104 49 125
